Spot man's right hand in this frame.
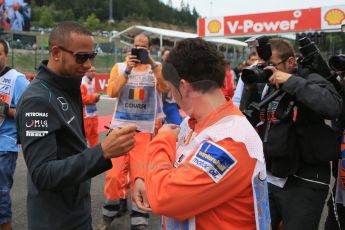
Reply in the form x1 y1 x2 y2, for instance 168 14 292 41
101 125 137 159
125 52 140 72
0 101 9 117
94 93 101 103
158 124 180 138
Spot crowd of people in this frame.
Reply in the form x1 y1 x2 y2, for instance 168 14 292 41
0 20 344 230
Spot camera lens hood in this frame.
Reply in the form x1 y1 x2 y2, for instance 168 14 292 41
329 54 345 72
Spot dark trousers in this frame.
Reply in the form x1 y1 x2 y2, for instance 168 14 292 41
0 152 17 225
324 191 345 230
269 177 328 230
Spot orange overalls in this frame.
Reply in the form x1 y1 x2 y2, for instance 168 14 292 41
105 62 166 207
145 100 270 230
80 76 99 147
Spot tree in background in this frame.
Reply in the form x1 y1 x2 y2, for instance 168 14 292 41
84 13 101 31
30 0 199 30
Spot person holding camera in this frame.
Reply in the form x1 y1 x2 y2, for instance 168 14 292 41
251 38 342 230
15 21 138 230
100 33 166 230
324 54 345 230
0 38 29 230
232 51 259 109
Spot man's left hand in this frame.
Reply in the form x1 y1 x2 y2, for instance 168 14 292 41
147 49 155 65
133 178 152 212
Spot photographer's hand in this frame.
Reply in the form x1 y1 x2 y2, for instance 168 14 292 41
265 66 292 88
125 52 140 72
147 49 155 65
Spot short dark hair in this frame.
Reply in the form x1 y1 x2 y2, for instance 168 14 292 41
0 39 9 55
165 38 225 92
49 21 92 50
269 38 295 61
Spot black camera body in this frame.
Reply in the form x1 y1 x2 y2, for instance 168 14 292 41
131 48 149 64
297 37 342 92
242 63 273 84
297 37 330 78
242 36 273 84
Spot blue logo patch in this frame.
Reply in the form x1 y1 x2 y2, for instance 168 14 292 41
191 141 237 183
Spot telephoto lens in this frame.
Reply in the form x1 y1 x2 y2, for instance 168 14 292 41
241 63 272 84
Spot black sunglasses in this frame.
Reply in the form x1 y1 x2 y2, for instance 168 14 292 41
58 46 97 64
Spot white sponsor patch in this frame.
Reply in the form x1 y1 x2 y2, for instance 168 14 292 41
25 112 49 117
25 119 48 128
26 130 48 137
0 83 11 94
190 141 237 183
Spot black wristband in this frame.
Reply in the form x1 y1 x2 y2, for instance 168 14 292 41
124 68 131 76
151 63 158 70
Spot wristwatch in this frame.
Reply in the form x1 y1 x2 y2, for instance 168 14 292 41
124 68 131 76
151 63 158 70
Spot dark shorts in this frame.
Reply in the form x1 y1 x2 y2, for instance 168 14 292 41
0 151 17 224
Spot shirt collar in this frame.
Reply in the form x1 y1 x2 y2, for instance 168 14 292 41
188 98 241 133
36 60 82 92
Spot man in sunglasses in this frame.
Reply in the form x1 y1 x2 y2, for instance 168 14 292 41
15 21 138 230
100 33 166 230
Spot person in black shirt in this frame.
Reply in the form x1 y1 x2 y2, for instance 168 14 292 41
258 38 342 230
16 21 137 230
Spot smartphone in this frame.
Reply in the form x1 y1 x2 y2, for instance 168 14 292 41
131 48 149 64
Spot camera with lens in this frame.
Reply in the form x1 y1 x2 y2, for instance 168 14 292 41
241 36 273 84
297 37 342 92
329 54 345 72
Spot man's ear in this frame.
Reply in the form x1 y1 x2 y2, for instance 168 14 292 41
50 46 62 61
179 79 192 97
288 56 296 69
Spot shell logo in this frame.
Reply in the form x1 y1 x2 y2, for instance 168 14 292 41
324 8 345 25
207 20 222 33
